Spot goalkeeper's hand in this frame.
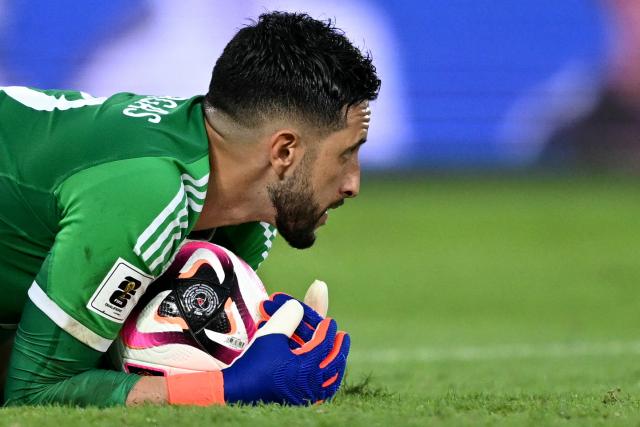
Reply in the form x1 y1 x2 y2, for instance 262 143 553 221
259 280 332 349
166 299 350 406
257 280 350 398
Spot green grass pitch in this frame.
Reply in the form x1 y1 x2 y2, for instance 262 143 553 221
2 176 640 426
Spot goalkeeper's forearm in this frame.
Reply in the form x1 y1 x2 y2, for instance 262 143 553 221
4 300 142 407
126 377 168 405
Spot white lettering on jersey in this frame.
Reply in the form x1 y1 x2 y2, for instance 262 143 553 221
122 95 186 123
87 258 154 323
0 86 106 111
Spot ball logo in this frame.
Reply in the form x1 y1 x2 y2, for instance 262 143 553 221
109 277 142 308
183 284 218 317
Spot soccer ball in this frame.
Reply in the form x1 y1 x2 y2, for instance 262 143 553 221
110 241 268 376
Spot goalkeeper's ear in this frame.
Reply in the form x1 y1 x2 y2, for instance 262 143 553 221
303 280 329 317
254 300 304 339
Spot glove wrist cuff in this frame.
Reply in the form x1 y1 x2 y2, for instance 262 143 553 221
167 371 225 406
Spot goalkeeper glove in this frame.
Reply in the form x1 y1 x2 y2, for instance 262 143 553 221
166 300 349 406
258 282 350 399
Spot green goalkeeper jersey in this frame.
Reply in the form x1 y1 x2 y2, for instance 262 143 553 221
0 86 276 406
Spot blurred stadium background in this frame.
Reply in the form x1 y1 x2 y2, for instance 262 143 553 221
2 0 640 423
4 0 637 171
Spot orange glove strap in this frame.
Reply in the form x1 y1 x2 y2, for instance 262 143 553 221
166 371 225 406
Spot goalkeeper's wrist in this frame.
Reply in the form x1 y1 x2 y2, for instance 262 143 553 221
166 371 226 406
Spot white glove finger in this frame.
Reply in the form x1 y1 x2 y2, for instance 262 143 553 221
303 279 329 317
254 299 304 339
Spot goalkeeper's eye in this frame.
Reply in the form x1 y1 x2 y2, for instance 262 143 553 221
341 137 366 160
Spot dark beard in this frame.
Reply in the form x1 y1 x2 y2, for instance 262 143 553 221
267 158 321 249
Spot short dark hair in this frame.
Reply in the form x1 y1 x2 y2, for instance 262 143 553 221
205 11 381 131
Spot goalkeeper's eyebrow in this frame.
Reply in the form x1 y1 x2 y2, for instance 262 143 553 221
343 137 367 155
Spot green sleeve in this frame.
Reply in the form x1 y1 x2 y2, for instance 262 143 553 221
37 157 203 345
3 300 140 407
4 157 207 406
210 222 277 271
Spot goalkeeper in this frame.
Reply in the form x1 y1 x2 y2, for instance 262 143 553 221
0 12 380 406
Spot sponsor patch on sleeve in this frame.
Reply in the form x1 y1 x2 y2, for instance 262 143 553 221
87 258 154 323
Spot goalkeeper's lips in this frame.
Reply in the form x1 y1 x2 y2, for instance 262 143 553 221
317 199 344 227
318 210 328 226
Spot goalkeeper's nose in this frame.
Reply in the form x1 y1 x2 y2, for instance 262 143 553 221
340 164 360 199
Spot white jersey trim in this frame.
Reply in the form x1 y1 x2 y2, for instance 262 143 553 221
141 213 188 262
181 173 209 187
1 86 107 111
28 282 113 352
259 222 277 262
133 184 186 255
133 173 208 272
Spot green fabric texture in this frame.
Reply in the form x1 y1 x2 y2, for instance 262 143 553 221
0 87 207 406
3 301 140 407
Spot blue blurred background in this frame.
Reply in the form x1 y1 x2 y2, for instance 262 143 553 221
2 0 635 171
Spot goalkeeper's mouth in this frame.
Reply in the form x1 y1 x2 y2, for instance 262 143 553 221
317 199 344 227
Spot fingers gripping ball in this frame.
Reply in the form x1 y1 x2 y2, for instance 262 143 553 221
260 293 325 348
258 290 351 401
223 300 351 405
166 300 349 406
260 280 331 349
